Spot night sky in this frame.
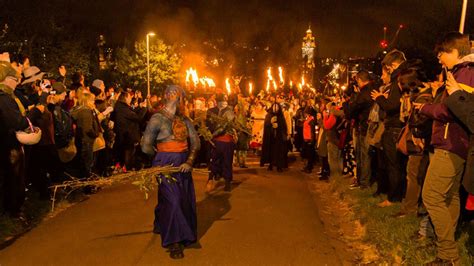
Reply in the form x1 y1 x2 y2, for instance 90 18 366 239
113 0 473 57
2 0 473 65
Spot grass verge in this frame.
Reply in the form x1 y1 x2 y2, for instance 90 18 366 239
328 174 474 264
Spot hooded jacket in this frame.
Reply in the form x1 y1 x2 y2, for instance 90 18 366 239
420 57 473 160
444 54 474 193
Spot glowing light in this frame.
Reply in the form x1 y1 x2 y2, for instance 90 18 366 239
290 80 293 87
278 66 284 84
266 67 274 92
249 82 253 95
341 85 347 91
186 68 199 87
200 77 216 88
301 75 305 87
225 78 231 94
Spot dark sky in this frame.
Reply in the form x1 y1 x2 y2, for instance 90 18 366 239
127 0 472 58
3 0 472 63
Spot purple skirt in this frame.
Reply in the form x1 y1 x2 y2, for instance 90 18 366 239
153 152 197 247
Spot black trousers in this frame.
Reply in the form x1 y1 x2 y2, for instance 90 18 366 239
381 127 406 202
370 146 389 194
303 141 316 171
29 145 62 198
0 147 26 215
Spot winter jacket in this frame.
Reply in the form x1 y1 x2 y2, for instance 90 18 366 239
28 105 55 146
444 58 474 193
375 62 408 129
71 106 101 144
111 101 146 147
0 85 29 150
344 82 375 135
303 116 315 142
419 59 473 160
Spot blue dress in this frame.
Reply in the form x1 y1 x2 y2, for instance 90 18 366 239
153 152 197 247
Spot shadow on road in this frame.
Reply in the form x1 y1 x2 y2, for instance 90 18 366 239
188 179 246 249
92 230 154 240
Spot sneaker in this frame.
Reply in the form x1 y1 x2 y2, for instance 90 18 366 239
377 200 393 208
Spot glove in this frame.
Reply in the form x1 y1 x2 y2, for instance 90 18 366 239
178 163 192 173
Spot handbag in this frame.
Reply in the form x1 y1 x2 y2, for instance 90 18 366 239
93 132 106 152
58 137 77 163
396 125 423 156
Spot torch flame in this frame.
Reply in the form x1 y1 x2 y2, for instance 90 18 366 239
225 78 231 94
249 82 253 95
278 66 284 84
200 77 216 88
186 68 199 87
301 75 305 87
290 80 293 87
266 67 273 92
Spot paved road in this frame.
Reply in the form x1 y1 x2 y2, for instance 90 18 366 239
0 156 342 266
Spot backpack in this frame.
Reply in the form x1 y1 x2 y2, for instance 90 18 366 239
53 107 74 149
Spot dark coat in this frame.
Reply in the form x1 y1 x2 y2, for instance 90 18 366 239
445 89 474 194
0 89 29 150
71 106 101 143
260 106 288 168
344 82 375 135
375 62 408 129
111 101 146 147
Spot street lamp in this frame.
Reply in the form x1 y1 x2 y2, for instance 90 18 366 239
459 0 468 33
146 32 155 97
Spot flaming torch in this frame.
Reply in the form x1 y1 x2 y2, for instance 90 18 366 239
278 66 284 85
186 68 199 88
249 82 253 95
266 67 273 92
225 78 231 95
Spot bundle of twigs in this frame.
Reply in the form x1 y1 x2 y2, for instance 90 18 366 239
49 166 209 211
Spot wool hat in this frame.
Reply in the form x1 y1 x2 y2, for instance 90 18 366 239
92 79 105 89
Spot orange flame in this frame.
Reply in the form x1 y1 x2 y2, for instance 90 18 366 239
278 66 284 84
249 82 253 95
186 68 199 87
200 77 216 88
266 67 273 92
225 78 231 94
